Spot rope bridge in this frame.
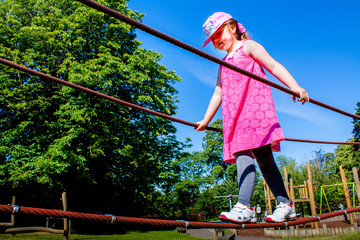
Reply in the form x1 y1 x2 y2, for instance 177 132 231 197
1 0 360 233
0 204 359 229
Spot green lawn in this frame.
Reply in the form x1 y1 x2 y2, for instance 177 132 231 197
0 230 205 240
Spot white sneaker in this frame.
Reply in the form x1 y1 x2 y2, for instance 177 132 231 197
219 203 257 223
266 202 297 222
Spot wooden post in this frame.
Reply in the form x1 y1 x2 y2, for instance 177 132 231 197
289 178 296 211
10 196 16 225
352 167 360 203
62 192 69 240
306 162 312 184
284 166 289 196
339 166 354 224
0 196 16 227
263 178 273 214
304 181 308 199
307 179 318 229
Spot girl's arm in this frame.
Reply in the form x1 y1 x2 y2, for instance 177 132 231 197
243 40 309 104
195 68 222 131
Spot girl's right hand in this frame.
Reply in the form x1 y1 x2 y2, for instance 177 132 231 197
291 86 309 104
195 119 208 131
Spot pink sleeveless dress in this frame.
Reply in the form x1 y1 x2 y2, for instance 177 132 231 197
221 40 285 164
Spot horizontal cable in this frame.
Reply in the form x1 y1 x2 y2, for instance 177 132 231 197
285 138 360 145
75 0 360 121
0 58 219 132
0 204 360 229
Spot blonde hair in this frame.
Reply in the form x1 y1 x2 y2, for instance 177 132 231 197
224 19 251 40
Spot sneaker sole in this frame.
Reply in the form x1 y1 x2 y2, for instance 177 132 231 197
220 214 257 224
265 216 297 223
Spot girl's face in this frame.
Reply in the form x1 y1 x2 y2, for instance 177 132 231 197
211 24 237 53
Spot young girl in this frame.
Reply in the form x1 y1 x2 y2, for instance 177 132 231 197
196 12 309 223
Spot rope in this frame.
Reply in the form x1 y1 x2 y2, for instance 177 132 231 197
1 58 359 145
0 204 359 229
0 58 219 132
284 138 360 145
75 0 360 122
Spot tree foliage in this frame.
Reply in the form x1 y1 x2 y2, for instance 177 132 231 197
334 103 360 174
0 0 184 216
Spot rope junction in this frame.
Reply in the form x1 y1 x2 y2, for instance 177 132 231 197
0 58 359 145
75 0 360 122
0 204 359 230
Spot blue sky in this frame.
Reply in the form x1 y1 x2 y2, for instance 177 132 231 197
127 0 360 164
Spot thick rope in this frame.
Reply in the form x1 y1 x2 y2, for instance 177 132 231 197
1 58 359 145
75 0 360 121
0 204 359 229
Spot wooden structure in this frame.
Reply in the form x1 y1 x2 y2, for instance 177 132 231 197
264 165 360 237
0 196 16 227
265 222 359 238
4 192 70 240
339 165 355 224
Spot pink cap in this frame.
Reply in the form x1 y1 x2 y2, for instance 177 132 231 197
202 12 246 48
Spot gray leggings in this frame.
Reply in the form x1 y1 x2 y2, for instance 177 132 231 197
235 144 289 206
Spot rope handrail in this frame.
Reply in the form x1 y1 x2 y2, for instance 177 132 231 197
75 0 360 122
0 58 219 132
0 204 359 229
284 138 360 145
1 58 359 145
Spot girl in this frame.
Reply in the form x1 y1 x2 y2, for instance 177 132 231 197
196 12 309 223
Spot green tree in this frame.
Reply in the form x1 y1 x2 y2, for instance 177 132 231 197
334 140 360 175
308 150 338 205
353 102 360 141
0 0 184 216
334 103 360 174
276 155 305 186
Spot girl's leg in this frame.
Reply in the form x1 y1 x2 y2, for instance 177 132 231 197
235 150 256 206
219 151 257 223
252 144 289 203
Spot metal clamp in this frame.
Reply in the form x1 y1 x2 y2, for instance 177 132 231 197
106 214 117 224
176 220 190 228
310 215 321 221
12 205 20 215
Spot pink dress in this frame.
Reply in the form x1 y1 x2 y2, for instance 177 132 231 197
221 40 285 164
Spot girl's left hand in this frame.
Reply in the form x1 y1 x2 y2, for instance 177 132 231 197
291 86 309 104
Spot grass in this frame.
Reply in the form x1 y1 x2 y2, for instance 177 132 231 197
0 230 205 240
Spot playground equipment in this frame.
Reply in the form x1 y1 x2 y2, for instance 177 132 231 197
263 163 360 237
2 192 70 239
1 1 360 239
319 183 356 214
